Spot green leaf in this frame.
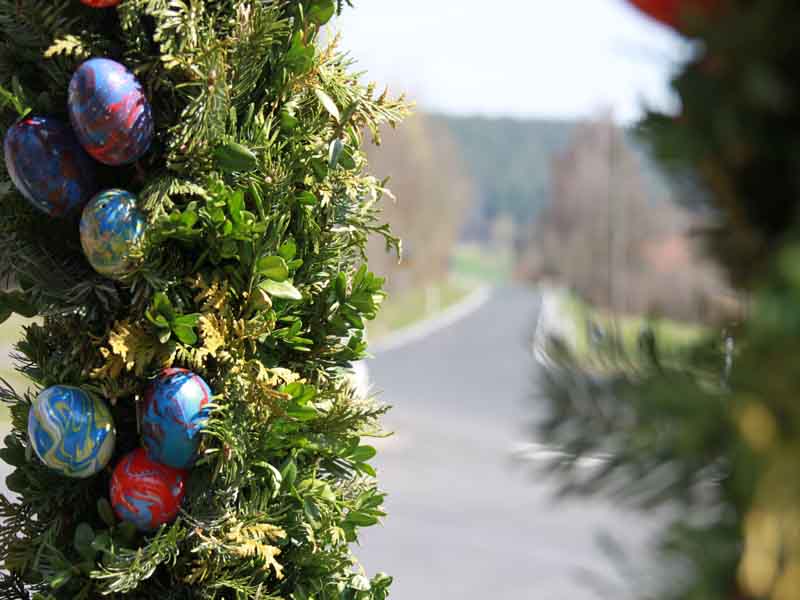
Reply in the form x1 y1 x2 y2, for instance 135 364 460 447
49 570 72 590
335 272 347 302
346 511 379 527
227 190 245 223
98 498 116 527
308 0 336 25
349 445 377 463
74 523 95 560
286 403 319 421
280 110 299 131
281 460 298 489
296 191 317 205
328 138 345 168
152 292 176 321
279 239 297 261
260 279 303 300
303 497 321 525
214 142 259 173
257 256 289 281
173 313 200 328
173 325 198 345
145 310 170 329
315 88 340 122
355 462 376 477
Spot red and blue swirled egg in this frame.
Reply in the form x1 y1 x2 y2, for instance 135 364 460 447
110 448 186 532
68 58 153 166
80 0 121 7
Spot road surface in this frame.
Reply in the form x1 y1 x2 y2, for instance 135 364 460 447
358 285 659 600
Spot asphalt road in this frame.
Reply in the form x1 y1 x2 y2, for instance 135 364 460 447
358 285 659 600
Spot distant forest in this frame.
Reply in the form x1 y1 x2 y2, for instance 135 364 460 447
431 114 673 240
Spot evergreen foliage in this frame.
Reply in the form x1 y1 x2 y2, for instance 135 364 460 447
0 1 408 598
539 2 800 599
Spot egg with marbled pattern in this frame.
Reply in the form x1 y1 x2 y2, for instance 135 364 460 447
68 58 153 165
80 189 146 278
110 448 186 532
142 368 212 470
3 116 97 216
27 385 116 478
80 0 122 7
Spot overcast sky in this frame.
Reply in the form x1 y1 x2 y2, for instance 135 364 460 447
334 0 692 122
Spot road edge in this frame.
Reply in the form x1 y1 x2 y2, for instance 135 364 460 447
370 285 492 355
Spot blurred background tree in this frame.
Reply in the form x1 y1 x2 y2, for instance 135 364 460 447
365 115 473 296
523 115 731 323
537 1 800 599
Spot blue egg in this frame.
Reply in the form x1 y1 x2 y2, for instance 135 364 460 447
3 116 97 216
80 189 146 278
142 368 213 469
68 58 154 165
28 385 116 478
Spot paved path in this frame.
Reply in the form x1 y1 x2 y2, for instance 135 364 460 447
358 285 658 600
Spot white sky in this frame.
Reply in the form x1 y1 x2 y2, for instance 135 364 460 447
334 0 693 122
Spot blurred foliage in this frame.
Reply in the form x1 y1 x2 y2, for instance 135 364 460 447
539 1 800 599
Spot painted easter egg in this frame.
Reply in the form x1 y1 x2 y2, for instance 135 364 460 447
68 58 153 165
110 448 186 532
142 368 212 470
626 0 722 30
27 385 116 478
3 116 97 216
80 189 146 278
80 0 122 7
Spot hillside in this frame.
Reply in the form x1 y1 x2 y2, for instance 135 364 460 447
431 114 675 239
430 115 575 235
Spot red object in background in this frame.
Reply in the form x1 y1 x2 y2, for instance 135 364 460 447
79 0 121 7
626 0 721 30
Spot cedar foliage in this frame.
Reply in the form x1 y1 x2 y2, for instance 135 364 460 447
0 1 408 598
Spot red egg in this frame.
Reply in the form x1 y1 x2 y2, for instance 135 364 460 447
79 0 121 7
110 448 186 532
626 0 722 30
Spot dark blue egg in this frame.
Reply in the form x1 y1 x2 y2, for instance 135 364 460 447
68 58 154 166
3 116 97 216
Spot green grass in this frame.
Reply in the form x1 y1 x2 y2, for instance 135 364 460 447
560 291 707 365
368 279 475 342
451 243 513 285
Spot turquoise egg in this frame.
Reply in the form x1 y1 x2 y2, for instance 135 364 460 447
80 189 146 279
27 385 116 478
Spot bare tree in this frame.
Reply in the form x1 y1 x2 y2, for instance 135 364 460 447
365 115 475 293
524 116 729 322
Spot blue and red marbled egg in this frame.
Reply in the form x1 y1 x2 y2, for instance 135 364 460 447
142 368 213 469
68 58 153 166
80 0 122 7
80 189 146 278
3 116 97 216
27 385 116 478
110 448 186 532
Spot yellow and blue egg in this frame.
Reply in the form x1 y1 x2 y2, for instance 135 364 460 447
27 385 116 478
80 189 146 279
